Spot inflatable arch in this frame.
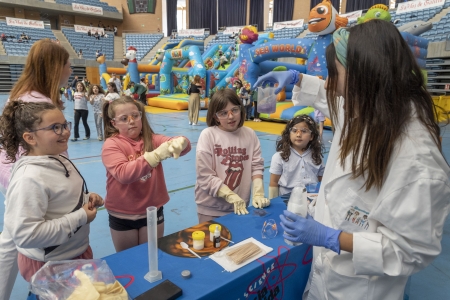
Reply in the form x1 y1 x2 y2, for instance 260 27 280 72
160 46 206 95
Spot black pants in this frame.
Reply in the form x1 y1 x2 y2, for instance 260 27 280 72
254 101 259 119
139 93 147 105
74 109 90 138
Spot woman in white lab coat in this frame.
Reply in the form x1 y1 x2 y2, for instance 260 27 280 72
254 20 450 300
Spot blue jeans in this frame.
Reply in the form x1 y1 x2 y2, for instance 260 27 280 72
245 104 253 120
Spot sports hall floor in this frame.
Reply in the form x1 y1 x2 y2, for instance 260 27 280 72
0 94 449 299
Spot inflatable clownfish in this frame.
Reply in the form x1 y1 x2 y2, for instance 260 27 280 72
308 0 348 35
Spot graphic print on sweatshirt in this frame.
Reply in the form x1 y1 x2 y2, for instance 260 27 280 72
214 144 249 191
128 151 152 181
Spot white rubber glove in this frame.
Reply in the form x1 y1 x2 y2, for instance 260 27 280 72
168 137 188 159
268 186 279 200
143 141 172 167
217 184 249 215
252 178 270 208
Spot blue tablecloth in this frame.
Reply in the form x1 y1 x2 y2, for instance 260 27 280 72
103 197 312 299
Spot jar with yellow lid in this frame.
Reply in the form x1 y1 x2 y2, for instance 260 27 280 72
209 224 221 242
192 231 205 250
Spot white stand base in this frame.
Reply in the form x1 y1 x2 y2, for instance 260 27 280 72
144 270 162 283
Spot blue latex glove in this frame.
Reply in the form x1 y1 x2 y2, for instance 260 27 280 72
280 210 342 254
253 70 300 94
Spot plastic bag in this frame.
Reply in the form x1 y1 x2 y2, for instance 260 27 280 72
30 259 129 300
257 87 277 114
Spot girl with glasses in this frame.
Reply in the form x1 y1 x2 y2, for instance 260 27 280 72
0 101 103 284
101 96 191 252
195 89 269 223
269 115 324 199
0 39 73 300
255 20 450 299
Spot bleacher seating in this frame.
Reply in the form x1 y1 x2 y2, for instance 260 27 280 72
416 1 450 42
62 28 114 60
0 22 55 56
125 33 164 61
169 33 209 45
392 6 442 28
271 27 304 39
54 0 119 13
205 32 234 50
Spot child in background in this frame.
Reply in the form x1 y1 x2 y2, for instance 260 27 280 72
103 82 120 102
0 101 103 282
195 89 270 223
314 109 325 141
88 84 105 141
240 86 252 121
252 90 261 122
101 96 191 252
269 115 324 199
72 82 90 141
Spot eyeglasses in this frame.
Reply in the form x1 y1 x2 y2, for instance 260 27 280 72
30 121 72 135
216 106 241 119
290 127 311 135
112 111 142 124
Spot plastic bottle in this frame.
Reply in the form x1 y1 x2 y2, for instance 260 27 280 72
213 225 221 248
285 186 308 246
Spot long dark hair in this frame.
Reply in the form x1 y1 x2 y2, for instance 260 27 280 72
276 115 323 165
0 101 56 162
106 82 119 94
325 20 442 191
102 96 154 152
88 84 105 97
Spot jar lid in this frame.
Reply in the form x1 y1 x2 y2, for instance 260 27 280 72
181 270 191 279
209 224 221 233
192 231 205 240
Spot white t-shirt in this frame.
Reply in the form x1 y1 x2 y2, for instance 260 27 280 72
269 148 324 195
104 92 120 102
73 92 88 110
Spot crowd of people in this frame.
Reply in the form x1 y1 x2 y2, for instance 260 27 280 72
0 19 449 300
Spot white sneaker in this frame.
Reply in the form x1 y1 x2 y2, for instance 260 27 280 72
192 123 197 126
189 122 192 125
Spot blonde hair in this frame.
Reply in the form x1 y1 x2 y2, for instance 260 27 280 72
9 39 69 109
102 96 154 152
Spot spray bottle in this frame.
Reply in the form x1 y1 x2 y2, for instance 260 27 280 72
285 186 308 246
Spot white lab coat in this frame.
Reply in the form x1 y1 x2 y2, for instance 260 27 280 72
293 74 450 300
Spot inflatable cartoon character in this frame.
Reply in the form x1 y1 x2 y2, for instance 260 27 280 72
239 26 258 44
308 0 347 35
357 4 391 24
96 54 109 90
306 0 348 78
125 46 140 84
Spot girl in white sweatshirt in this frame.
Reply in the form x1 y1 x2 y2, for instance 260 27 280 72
0 101 103 282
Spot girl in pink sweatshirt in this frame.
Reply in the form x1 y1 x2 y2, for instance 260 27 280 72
195 89 269 223
101 96 191 252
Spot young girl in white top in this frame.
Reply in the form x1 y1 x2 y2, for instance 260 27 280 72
0 101 103 282
195 89 270 223
88 84 105 141
72 82 90 141
269 115 324 198
103 82 121 102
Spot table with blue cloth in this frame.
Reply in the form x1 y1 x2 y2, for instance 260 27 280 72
103 197 312 299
